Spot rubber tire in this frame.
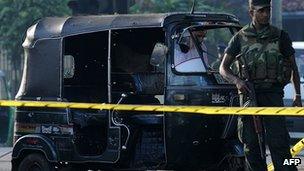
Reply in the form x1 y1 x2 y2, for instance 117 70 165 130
228 156 245 171
18 153 53 171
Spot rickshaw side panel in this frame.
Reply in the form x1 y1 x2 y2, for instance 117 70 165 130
16 39 62 100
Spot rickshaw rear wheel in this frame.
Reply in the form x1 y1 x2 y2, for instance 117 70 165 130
227 156 245 171
18 153 54 171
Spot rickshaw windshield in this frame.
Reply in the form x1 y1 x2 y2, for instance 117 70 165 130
173 24 238 73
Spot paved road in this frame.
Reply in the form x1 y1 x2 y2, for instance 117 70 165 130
266 151 304 170
0 148 11 171
1 147 304 170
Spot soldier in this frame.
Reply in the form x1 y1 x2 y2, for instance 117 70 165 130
211 44 226 70
219 0 302 170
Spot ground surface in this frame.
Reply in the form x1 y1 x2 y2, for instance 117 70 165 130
1 147 304 170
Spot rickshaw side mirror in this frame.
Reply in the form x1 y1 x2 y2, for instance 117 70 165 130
177 36 190 53
150 43 168 66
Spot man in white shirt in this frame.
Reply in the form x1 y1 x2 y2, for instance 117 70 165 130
174 30 208 73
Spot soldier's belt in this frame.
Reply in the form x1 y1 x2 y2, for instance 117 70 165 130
1 100 304 116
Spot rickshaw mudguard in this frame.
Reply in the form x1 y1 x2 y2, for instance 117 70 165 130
12 134 57 162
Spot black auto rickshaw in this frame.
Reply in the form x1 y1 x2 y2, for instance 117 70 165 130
12 12 244 171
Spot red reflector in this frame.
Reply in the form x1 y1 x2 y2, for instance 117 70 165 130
26 138 38 145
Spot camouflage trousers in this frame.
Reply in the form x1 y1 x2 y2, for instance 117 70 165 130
238 92 297 171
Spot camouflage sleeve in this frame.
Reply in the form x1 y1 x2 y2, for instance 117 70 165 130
224 33 241 58
279 31 295 57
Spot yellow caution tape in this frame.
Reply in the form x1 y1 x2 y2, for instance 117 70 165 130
2 100 304 168
268 138 304 171
1 100 304 116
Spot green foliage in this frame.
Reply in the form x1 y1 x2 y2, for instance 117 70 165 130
0 0 71 66
130 0 249 24
130 0 235 13
130 0 217 13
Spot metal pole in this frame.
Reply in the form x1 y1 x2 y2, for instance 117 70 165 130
271 0 282 29
108 30 112 103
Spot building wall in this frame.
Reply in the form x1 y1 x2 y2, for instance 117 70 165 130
283 12 304 41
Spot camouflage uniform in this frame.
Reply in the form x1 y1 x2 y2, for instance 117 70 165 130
225 12 297 171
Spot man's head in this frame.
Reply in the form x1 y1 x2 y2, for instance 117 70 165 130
178 29 207 52
192 30 207 43
248 0 271 25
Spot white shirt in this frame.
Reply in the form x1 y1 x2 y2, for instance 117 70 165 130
174 42 208 72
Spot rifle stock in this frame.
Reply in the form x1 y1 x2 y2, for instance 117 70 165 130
242 81 265 159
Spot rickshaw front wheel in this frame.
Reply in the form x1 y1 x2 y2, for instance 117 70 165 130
18 153 54 171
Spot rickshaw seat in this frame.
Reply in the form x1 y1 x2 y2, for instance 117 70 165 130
115 94 163 125
129 114 163 125
132 72 164 95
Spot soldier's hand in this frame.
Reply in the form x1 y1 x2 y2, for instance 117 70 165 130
234 79 250 94
292 96 302 107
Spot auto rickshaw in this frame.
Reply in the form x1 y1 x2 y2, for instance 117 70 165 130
12 12 244 170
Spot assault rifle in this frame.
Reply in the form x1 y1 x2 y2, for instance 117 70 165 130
242 80 265 159
238 55 265 159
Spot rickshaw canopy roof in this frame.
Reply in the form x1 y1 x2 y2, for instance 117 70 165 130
23 12 240 48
